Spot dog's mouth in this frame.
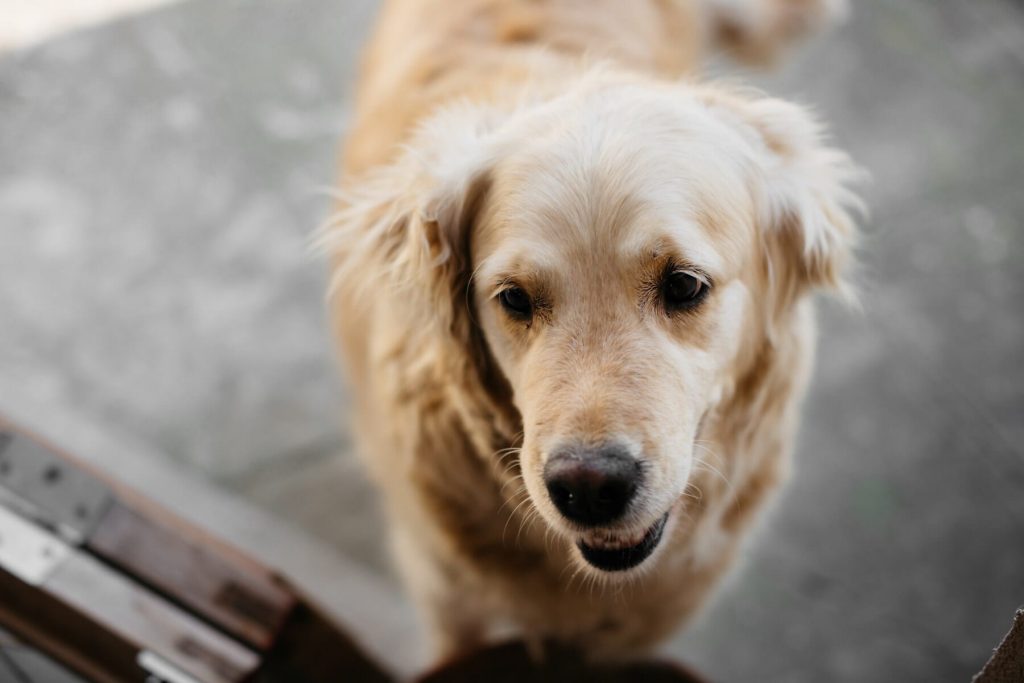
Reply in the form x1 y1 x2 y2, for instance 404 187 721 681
576 512 669 572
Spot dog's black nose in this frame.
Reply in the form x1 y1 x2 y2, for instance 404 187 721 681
543 444 641 526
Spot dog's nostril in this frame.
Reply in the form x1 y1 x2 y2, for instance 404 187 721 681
597 480 630 506
549 482 574 506
543 443 641 527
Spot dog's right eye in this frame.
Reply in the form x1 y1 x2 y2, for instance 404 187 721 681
498 286 533 321
661 267 709 313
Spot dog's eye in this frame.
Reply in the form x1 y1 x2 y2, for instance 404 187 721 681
498 286 533 321
661 270 708 312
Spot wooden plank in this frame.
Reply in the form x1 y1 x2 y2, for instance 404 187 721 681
973 609 1024 683
1 418 295 651
0 416 397 682
88 499 294 651
48 552 260 683
0 550 260 683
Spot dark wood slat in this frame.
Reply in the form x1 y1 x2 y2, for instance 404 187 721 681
257 602 394 683
89 499 294 651
973 609 1024 683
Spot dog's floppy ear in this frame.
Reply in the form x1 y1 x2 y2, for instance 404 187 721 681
698 88 864 309
323 103 498 324
320 103 517 440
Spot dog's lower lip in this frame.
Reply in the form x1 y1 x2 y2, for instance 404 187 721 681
577 513 669 572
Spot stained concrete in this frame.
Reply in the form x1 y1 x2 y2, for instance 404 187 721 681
1 1 1022 681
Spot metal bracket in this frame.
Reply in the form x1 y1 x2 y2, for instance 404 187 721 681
0 430 113 544
138 650 203 683
0 505 71 585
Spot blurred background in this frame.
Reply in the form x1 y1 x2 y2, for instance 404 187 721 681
1 1 1022 681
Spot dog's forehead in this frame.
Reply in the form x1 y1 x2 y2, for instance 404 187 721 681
477 97 755 282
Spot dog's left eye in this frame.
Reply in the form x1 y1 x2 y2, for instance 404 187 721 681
498 286 533 321
661 269 708 312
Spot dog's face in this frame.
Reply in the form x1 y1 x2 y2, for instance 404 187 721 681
470 91 761 573
332 73 858 576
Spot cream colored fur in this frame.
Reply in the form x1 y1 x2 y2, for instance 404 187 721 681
320 0 860 663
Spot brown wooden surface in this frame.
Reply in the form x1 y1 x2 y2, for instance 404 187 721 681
89 499 295 651
0 416 396 683
50 551 260 683
0 551 260 683
25 550 258 683
973 610 1024 683
257 602 395 683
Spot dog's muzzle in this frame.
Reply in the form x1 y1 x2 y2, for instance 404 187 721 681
542 442 669 571
576 512 669 571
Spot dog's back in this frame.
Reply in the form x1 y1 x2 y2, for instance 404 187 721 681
342 0 840 175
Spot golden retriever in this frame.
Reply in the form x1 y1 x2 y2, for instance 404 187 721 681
320 0 861 663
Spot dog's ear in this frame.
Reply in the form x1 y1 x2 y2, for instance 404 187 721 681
698 89 864 310
323 103 498 321
320 103 517 441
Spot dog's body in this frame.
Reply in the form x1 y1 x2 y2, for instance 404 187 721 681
326 0 858 661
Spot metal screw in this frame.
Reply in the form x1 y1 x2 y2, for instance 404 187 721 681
42 465 61 484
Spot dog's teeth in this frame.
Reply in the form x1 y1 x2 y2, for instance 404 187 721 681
582 528 647 550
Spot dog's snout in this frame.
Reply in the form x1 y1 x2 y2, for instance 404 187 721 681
543 444 641 526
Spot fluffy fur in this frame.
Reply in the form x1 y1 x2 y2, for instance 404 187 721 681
320 0 861 662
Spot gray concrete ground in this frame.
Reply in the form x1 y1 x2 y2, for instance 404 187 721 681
1 1 1022 681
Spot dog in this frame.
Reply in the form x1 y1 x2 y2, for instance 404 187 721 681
320 0 861 663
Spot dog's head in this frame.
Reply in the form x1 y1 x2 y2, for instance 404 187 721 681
327 70 861 575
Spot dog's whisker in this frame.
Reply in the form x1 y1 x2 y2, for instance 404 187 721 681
501 482 529 503
497 484 530 517
564 566 578 594
496 448 522 461
516 507 543 548
680 481 704 504
502 496 536 544
498 459 523 479
543 523 560 556
691 444 735 498
498 471 523 486
498 473 525 494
